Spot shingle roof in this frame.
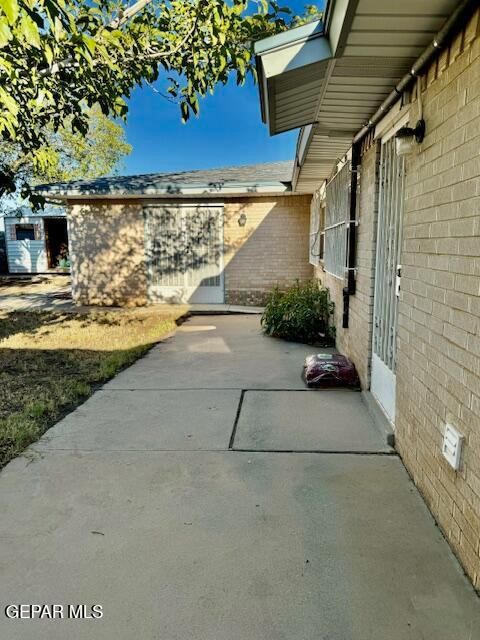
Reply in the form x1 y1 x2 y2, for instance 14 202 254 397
37 161 294 198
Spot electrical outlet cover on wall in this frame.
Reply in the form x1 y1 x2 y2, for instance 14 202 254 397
442 424 464 471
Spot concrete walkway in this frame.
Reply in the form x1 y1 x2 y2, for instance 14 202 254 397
0 315 479 639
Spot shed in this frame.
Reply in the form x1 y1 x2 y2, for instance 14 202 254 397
4 206 69 274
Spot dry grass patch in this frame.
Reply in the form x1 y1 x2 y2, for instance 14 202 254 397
0 308 186 468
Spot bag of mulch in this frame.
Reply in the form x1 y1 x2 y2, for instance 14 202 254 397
303 353 360 389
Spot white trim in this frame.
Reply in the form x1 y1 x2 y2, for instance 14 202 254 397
45 190 301 202
297 124 315 166
375 102 410 142
371 354 396 425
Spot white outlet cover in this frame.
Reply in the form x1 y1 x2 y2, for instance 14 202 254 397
442 424 464 471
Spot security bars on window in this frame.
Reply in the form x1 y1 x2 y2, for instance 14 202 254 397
324 161 351 279
309 189 325 266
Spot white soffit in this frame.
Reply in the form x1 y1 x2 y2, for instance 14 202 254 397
295 0 458 191
255 20 333 135
255 0 459 192
294 131 353 193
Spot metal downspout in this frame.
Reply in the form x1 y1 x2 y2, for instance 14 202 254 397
343 142 360 329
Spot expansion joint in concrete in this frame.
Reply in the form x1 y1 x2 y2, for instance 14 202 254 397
229 389 246 449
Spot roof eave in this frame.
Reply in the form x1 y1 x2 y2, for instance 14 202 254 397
262 0 467 193
254 20 332 136
38 182 293 200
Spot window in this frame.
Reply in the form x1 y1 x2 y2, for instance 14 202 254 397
309 189 325 265
15 224 36 241
324 161 351 278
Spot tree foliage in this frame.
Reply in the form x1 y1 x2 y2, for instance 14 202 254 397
3 107 131 189
0 0 311 206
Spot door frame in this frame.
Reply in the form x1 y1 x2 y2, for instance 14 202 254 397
43 217 69 270
144 203 225 304
370 117 408 425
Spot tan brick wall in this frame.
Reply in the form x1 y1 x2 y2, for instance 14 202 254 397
68 195 312 307
395 9 480 590
314 143 379 389
311 9 480 589
224 196 313 305
68 201 148 306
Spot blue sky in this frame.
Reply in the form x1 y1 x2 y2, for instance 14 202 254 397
121 1 325 176
122 76 297 175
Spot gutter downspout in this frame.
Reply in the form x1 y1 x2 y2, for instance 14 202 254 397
353 0 476 144
343 141 360 329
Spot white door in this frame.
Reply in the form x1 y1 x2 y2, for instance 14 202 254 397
145 204 224 303
371 136 406 424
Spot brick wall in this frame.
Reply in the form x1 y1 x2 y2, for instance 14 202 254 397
68 201 148 306
314 143 379 388
395 9 480 589
224 196 313 305
68 195 312 307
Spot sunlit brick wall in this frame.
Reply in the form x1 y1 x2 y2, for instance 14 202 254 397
68 201 148 307
224 195 313 306
395 8 480 589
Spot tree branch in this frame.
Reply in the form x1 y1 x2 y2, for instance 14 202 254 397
39 0 156 78
111 0 155 28
143 12 200 60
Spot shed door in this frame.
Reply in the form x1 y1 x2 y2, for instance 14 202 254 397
145 205 224 304
370 136 405 424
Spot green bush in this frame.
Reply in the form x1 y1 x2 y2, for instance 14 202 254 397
261 280 335 345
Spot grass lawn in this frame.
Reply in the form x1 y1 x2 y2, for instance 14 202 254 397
0 307 186 468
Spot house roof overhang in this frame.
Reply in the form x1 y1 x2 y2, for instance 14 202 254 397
39 183 292 201
254 20 332 136
36 162 294 200
255 0 463 193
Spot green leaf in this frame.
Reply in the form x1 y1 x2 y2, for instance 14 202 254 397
180 101 189 123
44 43 53 66
53 15 64 42
0 53 13 72
0 16 12 47
0 114 17 138
82 34 96 55
19 14 41 48
114 96 128 117
0 85 19 116
237 58 245 76
0 0 18 25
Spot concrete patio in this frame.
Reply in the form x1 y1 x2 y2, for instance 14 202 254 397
0 315 479 639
